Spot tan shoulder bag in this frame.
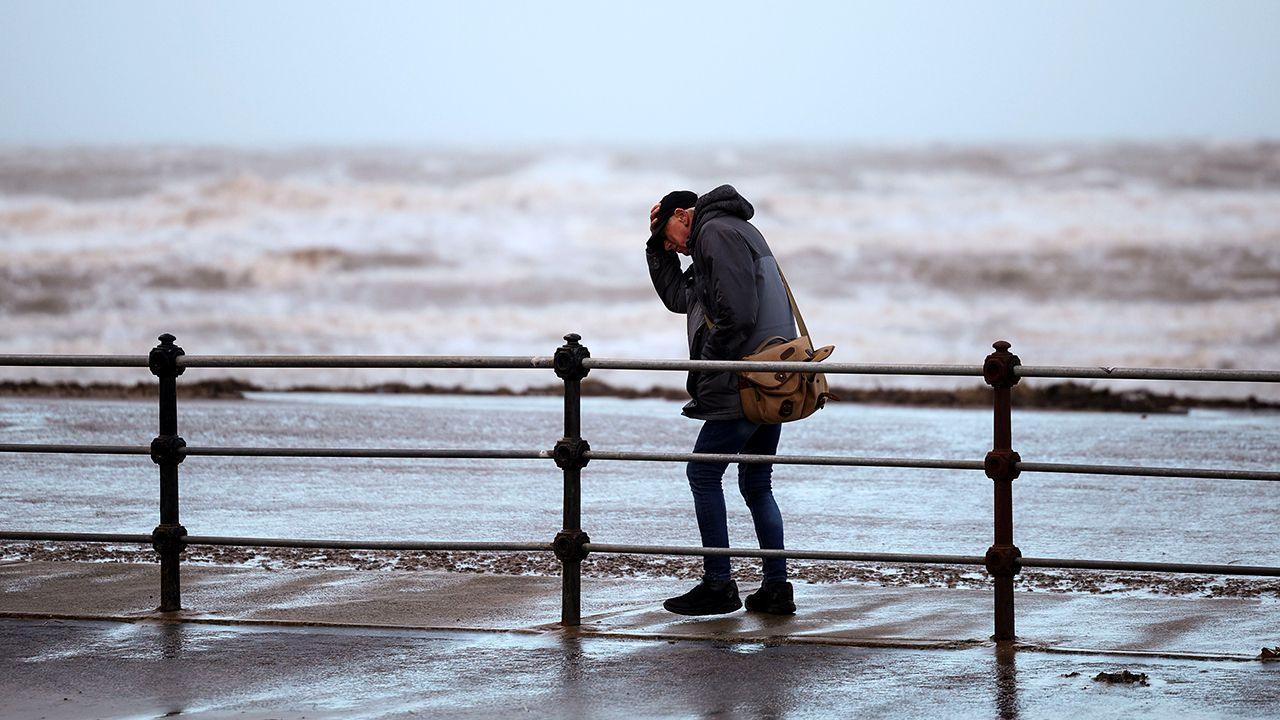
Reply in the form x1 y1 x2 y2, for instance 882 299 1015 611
736 268 836 423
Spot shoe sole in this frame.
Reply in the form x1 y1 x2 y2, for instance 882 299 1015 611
745 605 796 615
662 599 743 616
744 599 796 615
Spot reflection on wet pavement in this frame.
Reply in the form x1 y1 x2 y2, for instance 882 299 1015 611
995 642 1020 719
4 619 1279 719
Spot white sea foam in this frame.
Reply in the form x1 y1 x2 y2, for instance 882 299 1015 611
1 145 1278 396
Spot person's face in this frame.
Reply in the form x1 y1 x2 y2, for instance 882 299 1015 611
663 207 693 255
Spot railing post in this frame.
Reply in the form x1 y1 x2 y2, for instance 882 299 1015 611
983 340 1022 642
149 333 187 612
551 333 591 627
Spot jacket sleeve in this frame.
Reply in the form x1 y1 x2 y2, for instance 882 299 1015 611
646 246 689 314
696 224 758 360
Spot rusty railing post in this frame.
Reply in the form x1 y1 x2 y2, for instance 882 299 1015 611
149 333 187 612
551 333 591 627
983 340 1022 642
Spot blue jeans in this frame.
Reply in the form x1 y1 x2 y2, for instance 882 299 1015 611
686 418 786 583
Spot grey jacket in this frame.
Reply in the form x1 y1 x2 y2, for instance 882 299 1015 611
645 185 797 420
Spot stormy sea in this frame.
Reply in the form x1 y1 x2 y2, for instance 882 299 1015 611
1 145 1278 596
1 143 1278 395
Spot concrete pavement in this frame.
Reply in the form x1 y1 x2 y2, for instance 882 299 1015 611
5 617 1280 720
3 561 1279 718
1 561 1276 658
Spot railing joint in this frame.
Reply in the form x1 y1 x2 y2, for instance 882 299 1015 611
553 437 591 470
552 529 591 563
984 544 1023 577
984 449 1021 481
148 333 186 378
983 340 1021 388
150 435 187 465
151 523 188 555
553 333 591 381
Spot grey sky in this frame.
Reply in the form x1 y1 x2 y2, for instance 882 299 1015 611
1 0 1277 146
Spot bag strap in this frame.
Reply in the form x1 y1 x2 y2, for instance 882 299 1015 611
776 265 810 339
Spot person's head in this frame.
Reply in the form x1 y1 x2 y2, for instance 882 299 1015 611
661 206 696 254
650 190 698 255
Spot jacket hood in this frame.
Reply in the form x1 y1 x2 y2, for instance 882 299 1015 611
691 184 754 244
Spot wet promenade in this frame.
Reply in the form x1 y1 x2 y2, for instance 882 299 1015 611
2 562 1277 718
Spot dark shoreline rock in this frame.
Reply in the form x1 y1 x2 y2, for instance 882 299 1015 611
0 377 1276 413
1093 670 1150 685
3 542 1278 598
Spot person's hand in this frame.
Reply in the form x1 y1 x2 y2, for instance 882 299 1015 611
646 202 669 254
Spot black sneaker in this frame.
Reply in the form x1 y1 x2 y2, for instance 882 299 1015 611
744 581 796 615
662 579 742 616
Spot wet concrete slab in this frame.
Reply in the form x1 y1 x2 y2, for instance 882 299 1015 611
4 617 1280 719
1 561 1276 659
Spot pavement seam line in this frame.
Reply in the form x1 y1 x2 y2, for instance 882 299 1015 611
1 611 1266 661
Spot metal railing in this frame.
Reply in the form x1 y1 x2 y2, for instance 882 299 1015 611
1 333 1278 642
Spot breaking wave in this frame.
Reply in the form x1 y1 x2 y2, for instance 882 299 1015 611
2 144 1278 397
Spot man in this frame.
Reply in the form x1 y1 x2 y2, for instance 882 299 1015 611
646 184 798 616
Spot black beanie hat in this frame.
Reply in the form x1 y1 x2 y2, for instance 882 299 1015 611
648 189 698 248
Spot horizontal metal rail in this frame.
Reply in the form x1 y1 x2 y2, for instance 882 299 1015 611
0 443 151 455
1 353 1276 384
583 543 986 565
177 355 555 369
584 544 1280 577
584 357 984 376
1018 461 1280 482
182 536 552 552
0 531 551 552
1 444 1274 482
594 452 1280 482
0 354 549 369
181 446 551 460
1019 556 1280 577
586 450 985 470
1016 365 1280 383
0 531 153 544
0 355 149 368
